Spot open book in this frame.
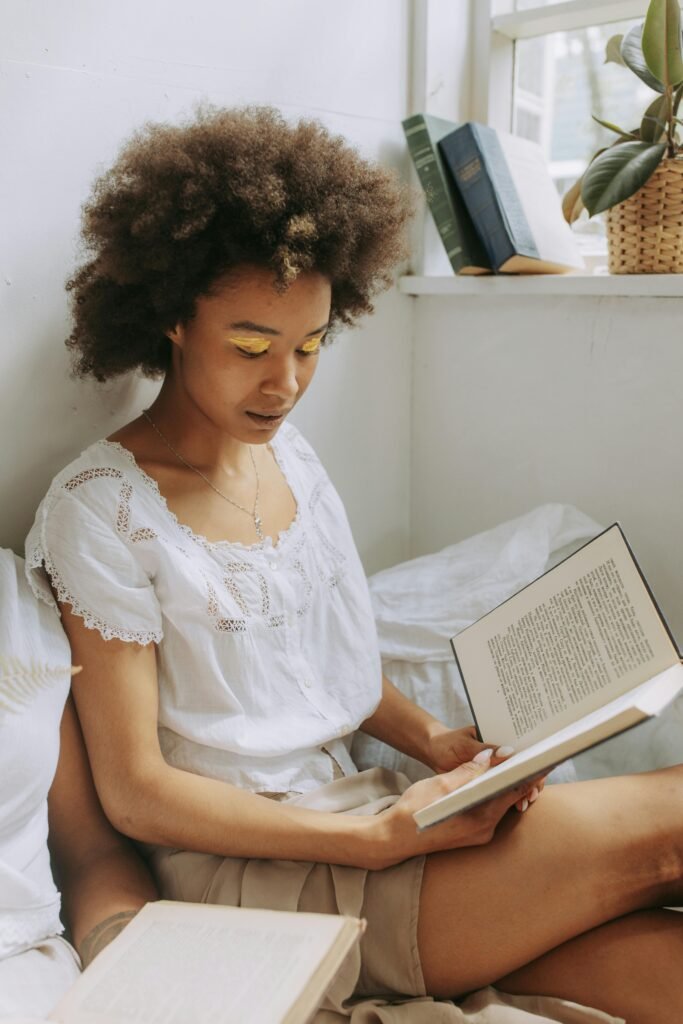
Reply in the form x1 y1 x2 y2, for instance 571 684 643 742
50 901 364 1024
414 524 683 830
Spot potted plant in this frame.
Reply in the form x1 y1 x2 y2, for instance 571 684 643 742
563 0 683 273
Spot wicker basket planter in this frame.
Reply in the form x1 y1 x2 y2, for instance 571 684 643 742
606 158 683 274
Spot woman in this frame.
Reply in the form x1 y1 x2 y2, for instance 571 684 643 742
0 550 156 1020
26 107 683 1023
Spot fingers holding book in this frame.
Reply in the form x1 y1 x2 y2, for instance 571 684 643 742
469 747 548 812
426 724 517 775
377 753 537 867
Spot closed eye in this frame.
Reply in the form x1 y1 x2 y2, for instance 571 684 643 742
298 333 325 356
228 336 272 358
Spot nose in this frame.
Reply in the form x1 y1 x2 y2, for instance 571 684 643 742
260 351 299 401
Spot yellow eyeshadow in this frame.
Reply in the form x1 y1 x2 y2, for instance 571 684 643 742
301 335 324 353
228 336 271 354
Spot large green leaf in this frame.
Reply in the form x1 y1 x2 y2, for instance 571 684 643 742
642 0 683 88
604 33 626 66
562 139 634 222
621 24 665 92
580 141 666 215
640 94 670 141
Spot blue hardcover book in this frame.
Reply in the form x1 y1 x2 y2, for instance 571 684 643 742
438 123 583 275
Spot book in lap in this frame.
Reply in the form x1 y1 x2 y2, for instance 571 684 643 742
50 901 364 1024
438 122 584 274
414 524 683 830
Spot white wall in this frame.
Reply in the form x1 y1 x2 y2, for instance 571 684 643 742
410 295 683 643
0 0 414 574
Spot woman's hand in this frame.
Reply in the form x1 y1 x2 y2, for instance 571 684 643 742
369 750 547 869
426 724 512 774
426 725 545 814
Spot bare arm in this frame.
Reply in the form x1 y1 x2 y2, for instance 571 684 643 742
61 602 534 871
358 675 452 768
359 675 511 771
48 697 157 964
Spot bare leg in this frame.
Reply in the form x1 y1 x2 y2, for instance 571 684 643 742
417 769 683 1001
498 909 683 1024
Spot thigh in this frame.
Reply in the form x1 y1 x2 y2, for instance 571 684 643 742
498 909 683 1024
418 770 683 997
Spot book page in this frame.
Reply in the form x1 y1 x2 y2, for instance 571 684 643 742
498 130 583 269
454 526 678 750
52 902 355 1024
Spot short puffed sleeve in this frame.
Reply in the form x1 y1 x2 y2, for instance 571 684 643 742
25 482 163 646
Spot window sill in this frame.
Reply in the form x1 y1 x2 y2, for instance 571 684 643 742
399 275 683 298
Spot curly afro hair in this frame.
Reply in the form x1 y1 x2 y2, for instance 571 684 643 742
66 105 413 381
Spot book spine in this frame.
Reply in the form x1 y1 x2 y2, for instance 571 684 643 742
472 125 538 260
439 124 530 271
402 115 489 275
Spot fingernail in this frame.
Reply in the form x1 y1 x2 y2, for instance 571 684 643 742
529 787 540 804
473 748 493 766
520 798 529 812
495 746 515 757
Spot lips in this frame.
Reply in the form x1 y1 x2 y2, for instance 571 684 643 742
245 410 289 427
247 410 289 419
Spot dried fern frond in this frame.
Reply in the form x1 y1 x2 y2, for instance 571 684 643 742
0 655 79 715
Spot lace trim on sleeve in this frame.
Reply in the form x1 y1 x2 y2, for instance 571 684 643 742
25 544 162 647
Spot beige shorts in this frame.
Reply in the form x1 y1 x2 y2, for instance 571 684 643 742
147 767 427 1010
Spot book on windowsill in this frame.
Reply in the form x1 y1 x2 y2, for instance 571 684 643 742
414 524 683 830
49 900 364 1024
437 121 584 275
402 113 492 276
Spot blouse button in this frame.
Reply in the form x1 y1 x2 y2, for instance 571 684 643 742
269 561 278 571
302 678 312 689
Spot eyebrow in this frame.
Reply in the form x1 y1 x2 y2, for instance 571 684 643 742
227 320 329 337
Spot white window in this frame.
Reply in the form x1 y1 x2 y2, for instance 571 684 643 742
472 1 651 265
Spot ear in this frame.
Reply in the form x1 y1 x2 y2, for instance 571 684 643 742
166 324 184 347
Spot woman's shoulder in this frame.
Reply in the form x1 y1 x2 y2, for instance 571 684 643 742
41 439 137 500
31 440 151 537
26 439 147 582
25 440 164 642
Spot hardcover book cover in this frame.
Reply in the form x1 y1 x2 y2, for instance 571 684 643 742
438 122 584 274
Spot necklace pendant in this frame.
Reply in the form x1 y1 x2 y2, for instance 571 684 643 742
254 514 264 541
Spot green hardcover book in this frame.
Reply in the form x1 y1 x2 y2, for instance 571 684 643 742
402 113 491 276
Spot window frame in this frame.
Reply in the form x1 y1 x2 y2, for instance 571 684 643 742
470 0 650 132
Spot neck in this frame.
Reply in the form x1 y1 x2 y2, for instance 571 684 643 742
146 373 250 476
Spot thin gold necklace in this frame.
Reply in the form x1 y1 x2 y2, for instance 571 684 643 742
142 410 264 542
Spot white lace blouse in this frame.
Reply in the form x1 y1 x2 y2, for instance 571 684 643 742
26 423 382 794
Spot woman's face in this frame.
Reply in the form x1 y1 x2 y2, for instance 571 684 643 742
168 265 332 443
